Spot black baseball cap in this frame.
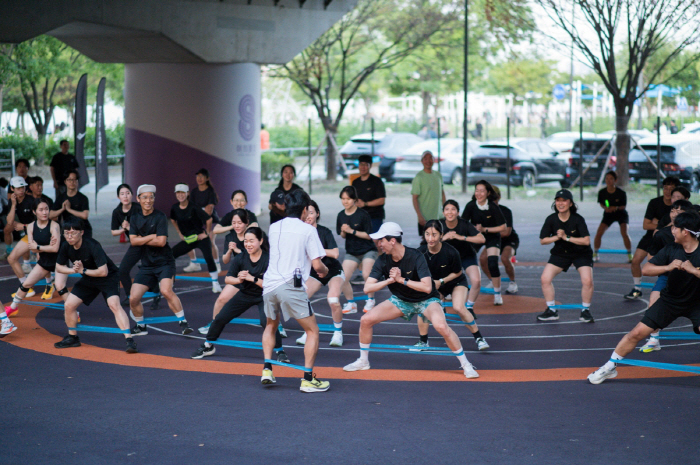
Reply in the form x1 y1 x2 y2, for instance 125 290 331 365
554 189 573 201
269 189 285 205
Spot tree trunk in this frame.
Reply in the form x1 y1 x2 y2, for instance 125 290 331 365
614 104 631 187
421 91 431 125
0 85 3 124
325 128 338 181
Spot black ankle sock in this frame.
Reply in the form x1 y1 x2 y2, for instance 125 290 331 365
264 362 272 370
304 371 313 381
419 334 428 343
472 330 482 340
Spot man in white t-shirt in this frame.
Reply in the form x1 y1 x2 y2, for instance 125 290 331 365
262 189 330 393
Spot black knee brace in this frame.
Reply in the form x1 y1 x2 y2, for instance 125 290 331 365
694 326 700 335
19 284 29 293
57 287 69 296
488 255 501 278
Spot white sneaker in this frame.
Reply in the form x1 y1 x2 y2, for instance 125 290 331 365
363 298 375 313
493 293 503 306
462 363 479 379
22 263 32 274
183 262 201 272
343 358 370 372
296 332 307 345
198 321 212 335
483 281 494 289
640 337 661 353
588 365 618 384
444 294 452 302
12 288 35 298
342 302 357 314
329 331 343 347
278 325 287 338
212 281 222 293
506 281 518 294
476 337 489 351
1 318 17 336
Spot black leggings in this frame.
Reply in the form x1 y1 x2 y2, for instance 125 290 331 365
206 292 282 349
171 237 217 272
118 246 143 297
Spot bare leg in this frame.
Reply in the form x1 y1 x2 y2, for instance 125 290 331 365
159 278 183 314
296 315 321 368
541 263 563 302
500 246 515 281
578 266 594 303
63 294 83 335
361 257 376 299
106 295 132 337
631 248 647 279
212 284 239 319
465 265 481 303
619 223 632 251
341 260 359 301
593 223 609 251
8 240 30 280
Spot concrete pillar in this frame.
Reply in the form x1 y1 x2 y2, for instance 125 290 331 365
124 63 261 216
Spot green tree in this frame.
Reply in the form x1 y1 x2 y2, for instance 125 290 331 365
272 0 461 180
535 0 700 186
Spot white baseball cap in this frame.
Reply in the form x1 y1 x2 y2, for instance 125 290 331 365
370 222 403 240
137 184 156 196
10 176 28 188
174 184 189 193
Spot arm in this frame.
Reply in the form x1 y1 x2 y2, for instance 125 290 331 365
567 235 590 246
540 235 560 245
203 204 215 216
129 234 157 246
170 219 185 240
80 263 109 278
224 275 243 285
55 263 75 275
65 205 89 220
213 223 234 234
363 276 392 294
324 247 339 260
500 226 513 238
643 218 658 231
435 270 463 290
642 260 681 277
42 222 62 253
49 204 64 220
480 223 506 234
312 257 328 277
412 194 425 225
111 228 124 236
147 235 168 247
363 197 385 207
442 189 446 205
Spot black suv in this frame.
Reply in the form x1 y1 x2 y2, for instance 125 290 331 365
468 138 567 188
629 135 700 191
565 137 617 186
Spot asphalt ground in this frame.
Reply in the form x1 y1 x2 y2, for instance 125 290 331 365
2 178 699 465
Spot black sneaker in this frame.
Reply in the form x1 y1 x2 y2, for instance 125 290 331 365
537 308 559 322
54 334 81 348
277 351 291 364
579 309 594 323
624 288 642 300
466 306 477 319
150 294 162 311
125 337 138 353
191 343 216 359
131 324 148 336
179 321 193 335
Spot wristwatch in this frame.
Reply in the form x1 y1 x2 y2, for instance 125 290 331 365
403 278 408 285
566 236 571 242
253 277 258 284
439 278 445 286
37 245 40 251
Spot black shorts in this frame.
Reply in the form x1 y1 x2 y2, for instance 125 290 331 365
501 238 519 254
548 254 593 272
601 210 629 227
310 262 343 287
134 263 176 289
439 275 469 297
36 257 56 272
483 232 501 249
636 233 653 253
641 298 700 331
461 255 478 269
12 229 26 242
70 274 120 305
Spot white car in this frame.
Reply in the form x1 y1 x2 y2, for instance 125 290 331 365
600 129 655 140
392 138 480 184
546 131 598 153
679 122 700 134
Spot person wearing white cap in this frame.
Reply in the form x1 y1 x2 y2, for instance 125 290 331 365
4 176 39 296
127 184 193 336
169 183 222 293
343 222 479 379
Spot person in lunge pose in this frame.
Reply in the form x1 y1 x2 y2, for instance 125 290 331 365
538 189 594 323
52 218 138 354
588 210 700 384
342 222 479 379
479 186 519 294
413 220 489 352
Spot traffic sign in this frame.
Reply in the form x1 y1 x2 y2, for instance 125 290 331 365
678 97 688 111
553 84 566 100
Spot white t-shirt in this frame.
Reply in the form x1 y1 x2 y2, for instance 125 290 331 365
263 217 325 294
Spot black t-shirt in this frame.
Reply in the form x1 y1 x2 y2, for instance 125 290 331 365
227 251 268 297
50 153 80 185
170 202 211 237
336 207 376 256
269 183 303 224
369 247 439 302
540 212 592 257
111 202 141 231
190 186 219 222
499 204 519 243
53 191 92 233
418 242 463 280
648 226 675 257
643 196 673 240
14 195 35 225
461 199 506 244
224 232 245 257
650 243 700 308
316 224 343 272
220 209 258 228
597 187 627 210
351 174 386 219
439 218 480 259
129 209 174 268
57 237 118 278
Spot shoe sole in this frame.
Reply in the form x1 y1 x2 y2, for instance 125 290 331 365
126 347 139 354
1 326 17 337
343 364 370 372
181 328 194 335
464 372 480 379
300 385 330 393
494 301 503 306
640 346 661 353
588 371 617 384
54 342 81 348
408 348 429 352
624 295 641 300
261 378 276 385
579 318 595 323
191 350 215 360
478 344 489 351
342 310 357 314
198 328 211 335
537 317 559 321
130 330 148 337
296 341 306 346
329 342 343 347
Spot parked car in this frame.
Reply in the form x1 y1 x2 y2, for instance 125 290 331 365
628 135 700 191
679 122 700 134
565 136 619 186
600 129 655 140
546 131 597 153
338 132 424 180
392 138 481 184
468 138 567 188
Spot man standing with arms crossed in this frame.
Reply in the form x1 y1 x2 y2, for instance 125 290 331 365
352 155 386 234
412 151 446 237
261 189 330 392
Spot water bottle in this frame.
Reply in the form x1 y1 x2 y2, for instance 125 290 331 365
293 267 302 288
